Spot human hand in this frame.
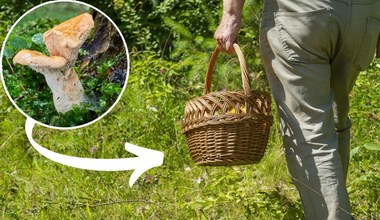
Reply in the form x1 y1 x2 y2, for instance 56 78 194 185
214 15 242 54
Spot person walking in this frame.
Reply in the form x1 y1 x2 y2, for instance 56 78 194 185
214 0 380 219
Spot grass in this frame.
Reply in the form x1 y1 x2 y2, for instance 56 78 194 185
1 54 379 219
0 52 298 219
0 0 379 216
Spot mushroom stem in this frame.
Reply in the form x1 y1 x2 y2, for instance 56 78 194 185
39 67 85 113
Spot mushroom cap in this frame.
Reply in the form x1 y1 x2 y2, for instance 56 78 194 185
43 13 94 61
13 49 68 69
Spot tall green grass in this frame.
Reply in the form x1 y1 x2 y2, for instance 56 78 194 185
2 54 378 219
0 0 379 218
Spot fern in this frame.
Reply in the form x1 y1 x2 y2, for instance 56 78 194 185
164 17 192 39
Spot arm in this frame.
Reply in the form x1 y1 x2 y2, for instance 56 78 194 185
214 0 245 53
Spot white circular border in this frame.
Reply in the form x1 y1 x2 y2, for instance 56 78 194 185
0 0 130 130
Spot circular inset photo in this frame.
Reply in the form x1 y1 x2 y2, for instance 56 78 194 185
1 0 129 129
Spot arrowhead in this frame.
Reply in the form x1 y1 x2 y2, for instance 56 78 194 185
124 143 164 187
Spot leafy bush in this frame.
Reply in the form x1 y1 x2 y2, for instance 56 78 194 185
78 0 220 54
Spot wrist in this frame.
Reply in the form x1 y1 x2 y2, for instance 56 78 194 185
220 14 242 29
222 11 242 20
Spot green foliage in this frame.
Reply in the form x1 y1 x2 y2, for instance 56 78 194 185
0 53 301 218
79 0 220 54
347 60 380 219
363 142 380 151
0 0 379 219
3 36 32 58
161 0 269 94
1 20 55 125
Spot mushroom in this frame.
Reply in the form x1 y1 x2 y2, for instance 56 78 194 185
12 13 94 113
13 50 68 69
43 13 94 65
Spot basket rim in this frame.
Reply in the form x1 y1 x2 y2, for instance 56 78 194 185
185 89 272 104
181 113 273 133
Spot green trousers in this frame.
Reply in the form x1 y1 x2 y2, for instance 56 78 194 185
259 0 380 219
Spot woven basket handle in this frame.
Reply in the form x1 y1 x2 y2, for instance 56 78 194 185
203 43 252 96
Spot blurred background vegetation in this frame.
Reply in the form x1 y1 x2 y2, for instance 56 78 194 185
0 0 379 219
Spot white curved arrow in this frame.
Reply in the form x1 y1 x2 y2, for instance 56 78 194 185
25 117 164 187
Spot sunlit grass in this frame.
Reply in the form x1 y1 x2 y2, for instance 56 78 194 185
1 56 379 219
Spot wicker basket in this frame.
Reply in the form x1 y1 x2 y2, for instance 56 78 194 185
181 44 273 166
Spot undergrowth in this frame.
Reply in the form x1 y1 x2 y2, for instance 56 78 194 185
0 0 379 219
